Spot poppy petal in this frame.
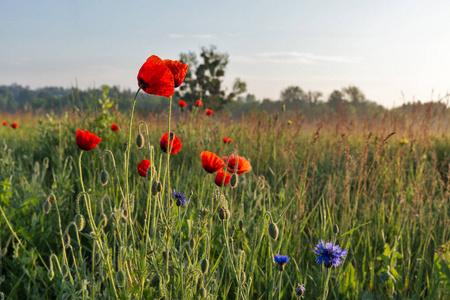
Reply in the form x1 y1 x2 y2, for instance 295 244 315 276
160 132 182 154
137 55 175 97
201 151 226 173
215 169 231 187
163 59 188 87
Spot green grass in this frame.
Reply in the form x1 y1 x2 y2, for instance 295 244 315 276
0 103 449 299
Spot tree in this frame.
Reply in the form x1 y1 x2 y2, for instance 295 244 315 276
342 86 366 103
280 86 307 110
327 90 345 110
176 46 247 110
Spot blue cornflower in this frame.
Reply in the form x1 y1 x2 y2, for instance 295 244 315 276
274 254 290 271
314 240 348 268
172 189 189 207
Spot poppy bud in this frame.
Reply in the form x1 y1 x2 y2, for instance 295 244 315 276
135 134 144 149
63 233 70 249
115 270 126 288
238 219 243 231
201 258 209 274
268 222 279 241
100 169 109 186
47 269 54 281
189 238 195 250
73 214 86 231
94 252 102 265
333 224 339 234
151 181 160 196
43 200 52 214
230 173 238 188
218 207 229 220
89 231 98 239
98 213 108 227
61 265 70 278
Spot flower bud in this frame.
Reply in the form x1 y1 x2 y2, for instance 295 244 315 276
150 274 160 287
199 286 207 298
61 265 70 278
47 269 54 281
94 252 102 265
135 134 144 149
218 207 229 220
333 224 339 234
230 173 238 188
268 222 279 241
295 284 306 297
43 200 52 214
115 270 126 287
73 214 86 231
189 238 195 250
201 258 209 274
100 169 109 186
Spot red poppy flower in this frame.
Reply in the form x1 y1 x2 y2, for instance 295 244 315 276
137 55 175 97
222 137 232 144
11 123 18 129
111 123 119 131
163 59 188 88
215 169 231 187
160 132 182 154
2 121 7 126
201 151 226 173
76 129 101 151
137 159 151 177
222 154 252 175
195 100 203 107
179 100 186 107
206 109 213 116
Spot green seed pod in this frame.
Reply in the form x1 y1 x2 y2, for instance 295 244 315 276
47 269 54 281
63 233 71 249
189 238 195 250
201 258 209 274
218 207 229 220
238 219 243 231
333 224 339 234
98 213 108 227
115 270 126 288
61 264 70 278
268 222 279 241
230 173 238 188
100 169 109 186
73 214 86 231
156 181 162 192
94 252 102 265
43 200 52 214
135 134 144 149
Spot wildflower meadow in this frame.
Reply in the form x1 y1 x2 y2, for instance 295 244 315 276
0 54 449 300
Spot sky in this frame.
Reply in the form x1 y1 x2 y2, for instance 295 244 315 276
1 0 449 108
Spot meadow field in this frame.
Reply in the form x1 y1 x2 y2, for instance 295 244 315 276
0 98 450 299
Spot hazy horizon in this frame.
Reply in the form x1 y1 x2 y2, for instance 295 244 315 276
1 0 449 109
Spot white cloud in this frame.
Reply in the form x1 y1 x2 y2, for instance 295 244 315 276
231 52 362 64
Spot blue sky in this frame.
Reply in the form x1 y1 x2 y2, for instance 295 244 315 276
1 0 449 107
